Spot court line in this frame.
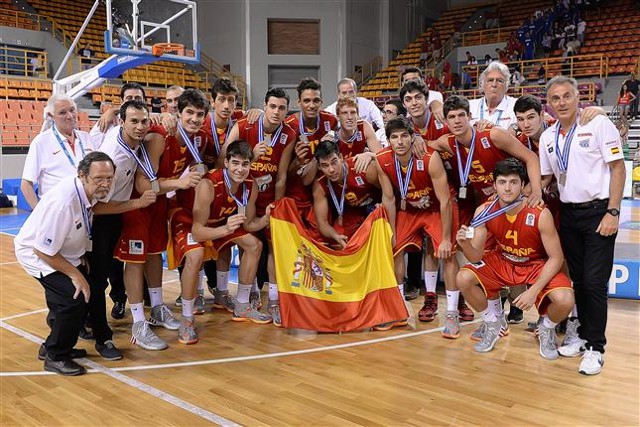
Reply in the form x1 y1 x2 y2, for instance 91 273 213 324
0 261 20 266
0 319 241 426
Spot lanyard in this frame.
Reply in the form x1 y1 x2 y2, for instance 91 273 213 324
52 125 85 167
222 169 248 207
479 99 503 125
327 164 348 217
116 128 157 182
394 154 414 202
455 128 476 187
554 120 577 173
210 112 234 155
298 111 320 137
258 115 283 147
73 180 92 239
470 196 524 227
176 122 203 164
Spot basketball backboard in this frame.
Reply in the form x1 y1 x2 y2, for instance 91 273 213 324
104 0 200 65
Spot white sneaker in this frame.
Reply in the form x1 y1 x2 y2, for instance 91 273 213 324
558 338 586 357
579 347 604 375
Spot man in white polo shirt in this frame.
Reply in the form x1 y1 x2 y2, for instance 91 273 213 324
324 78 384 131
539 75 625 376
21 94 94 209
14 152 115 376
468 61 518 129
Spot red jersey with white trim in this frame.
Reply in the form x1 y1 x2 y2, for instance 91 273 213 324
148 124 211 180
376 146 440 212
337 120 368 158
317 156 380 215
446 129 509 203
203 110 245 158
205 168 254 227
236 117 295 211
411 113 449 142
484 202 547 265
285 111 338 207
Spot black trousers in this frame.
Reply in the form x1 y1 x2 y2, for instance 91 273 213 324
405 251 423 292
37 269 89 361
87 214 123 344
559 202 616 353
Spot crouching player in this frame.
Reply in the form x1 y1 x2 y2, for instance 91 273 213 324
455 158 574 359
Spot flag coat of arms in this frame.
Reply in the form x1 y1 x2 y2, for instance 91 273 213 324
270 197 408 332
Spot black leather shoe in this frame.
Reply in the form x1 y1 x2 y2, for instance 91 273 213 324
44 356 86 376
38 344 87 361
78 326 94 341
111 301 126 320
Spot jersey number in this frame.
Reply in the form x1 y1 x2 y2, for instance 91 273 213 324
173 158 187 175
505 230 518 245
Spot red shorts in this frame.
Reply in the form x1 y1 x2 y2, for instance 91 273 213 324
207 218 252 259
461 251 572 315
115 197 168 263
167 207 205 270
393 207 458 257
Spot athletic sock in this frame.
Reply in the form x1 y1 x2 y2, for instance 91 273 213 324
196 270 205 294
236 283 251 303
149 287 163 308
131 303 146 323
182 298 195 318
542 315 557 329
480 308 497 323
216 270 229 292
489 298 503 317
424 271 438 293
268 282 279 301
398 282 405 296
570 305 578 319
446 290 460 312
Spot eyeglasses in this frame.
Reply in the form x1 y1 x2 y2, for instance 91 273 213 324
88 175 114 185
485 77 506 85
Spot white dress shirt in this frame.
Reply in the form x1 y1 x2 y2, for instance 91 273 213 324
325 96 384 130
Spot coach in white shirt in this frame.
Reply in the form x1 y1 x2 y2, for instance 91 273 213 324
15 152 115 376
539 75 625 376
325 78 384 130
21 94 94 209
468 61 517 129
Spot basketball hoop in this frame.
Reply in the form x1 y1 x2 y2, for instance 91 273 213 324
152 42 185 57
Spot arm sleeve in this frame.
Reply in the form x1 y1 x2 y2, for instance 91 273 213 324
21 138 41 182
597 117 624 163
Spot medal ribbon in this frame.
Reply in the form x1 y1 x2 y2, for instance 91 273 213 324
470 196 524 227
52 124 86 167
210 112 235 155
222 169 249 207
394 154 414 202
479 99 503 125
116 128 157 181
455 128 476 188
298 111 320 137
554 120 577 173
258 114 283 147
73 179 92 239
327 164 348 218
177 122 203 164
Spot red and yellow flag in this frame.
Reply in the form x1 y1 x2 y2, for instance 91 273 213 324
271 198 407 332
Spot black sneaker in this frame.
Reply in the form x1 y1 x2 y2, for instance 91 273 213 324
95 340 123 361
507 306 524 324
111 301 126 320
78 326 94 341
44 356 86 376
404 288 419 301
38 344 87 361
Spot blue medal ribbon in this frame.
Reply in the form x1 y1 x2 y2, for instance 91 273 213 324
222 169 249 208
470 196 524 227
116 128 157 182
52 124 86 167
326 164 348 217
210 112 234 155
298 111 320 137
73 179 92 239
258 114 283 147
394 154 414 203
177 122 203 164
479 99 503 125
455 128 476 188
554 120 577 173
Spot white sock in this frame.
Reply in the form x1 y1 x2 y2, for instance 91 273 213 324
424 271 438 293
251 279 259 293
542 315 557 329
398 283 404 296
268 282 279 301
489 298 503 317
570 305 578 319
197 270 205 294
236 283 251 303
216 270 229 291
149 287 163 308
446 290 460 312
182 297 195 318
481 308 497 323
131 302 146 323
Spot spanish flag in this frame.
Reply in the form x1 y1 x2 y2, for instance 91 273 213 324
271 197 408 332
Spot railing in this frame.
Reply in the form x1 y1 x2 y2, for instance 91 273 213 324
447 82 597 102
460 26 519 46
0 47 48 78
351 56 383 88
0 7 49 31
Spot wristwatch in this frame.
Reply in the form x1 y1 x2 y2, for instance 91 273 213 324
607 208 620 217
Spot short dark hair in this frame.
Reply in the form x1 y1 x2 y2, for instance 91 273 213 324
401 67 423 81
265 87 290 106
226 140 253 161
384 99 406 117
211 78 238 100
120 82 146 101
514 94 543 115
399 79 429 103
314 140 341 162
177 89 209 114
493 158 527 183
385 117 414 139
78 151 115 176
443 95 470 117
119 99 148 121
297 77 322 98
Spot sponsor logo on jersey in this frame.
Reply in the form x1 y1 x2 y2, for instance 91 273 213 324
129 240 144 255
578 139 589 148
324 121 331 131
355 176 365 186
280 134 288 144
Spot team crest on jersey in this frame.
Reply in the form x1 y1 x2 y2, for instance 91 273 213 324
525 213 535 226
291 243 333 294
280 134 288 144
578 139 589 148
42 237 53 246
355 176 365 186
416 160 424 171
434 120 444 130
187 233 197 246
356 131 363 141
324 121 331 131
194 136 202 148
480 137 490 149
129 240 144 255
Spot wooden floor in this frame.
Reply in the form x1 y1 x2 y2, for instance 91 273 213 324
1 232 639 426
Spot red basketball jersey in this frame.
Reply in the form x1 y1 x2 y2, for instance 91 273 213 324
205 168 254 227
317 156 380 215
337 120 368 159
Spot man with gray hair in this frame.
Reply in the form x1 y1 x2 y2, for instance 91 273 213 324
324 77 384 130
468 61 518 129
21 93 95 209
539 75 625 375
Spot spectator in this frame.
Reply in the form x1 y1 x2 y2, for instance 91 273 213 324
484 54 493 64
511 65 525 88
150 96 163 113
577 18 587 45
462 70 472 90
542 33 552 57
623 73 639 118
537 64 546 85
618 84 637 122
420 38 430 69
465 51 473 64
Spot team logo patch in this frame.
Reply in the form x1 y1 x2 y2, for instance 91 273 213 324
471 260 486 268
187 233 197 246
525 213 535 226
194 136 202 148
355 176 365 186
416 160 424 171
324 121 331 131
548 146 554 154
291 242 333 294
129 240 144 255
76 221 82 230
604 139 619 147
43 237 53 246
280 134 288 144
610 147 620 155
126 169 132 176
578 139 589 148
434 120 444 130
357 131 363 141
480 137 490 149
